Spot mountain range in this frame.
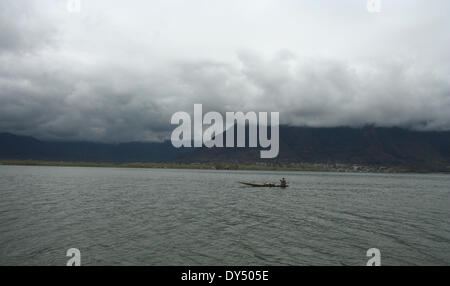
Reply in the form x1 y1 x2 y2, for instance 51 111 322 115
1 126 450 172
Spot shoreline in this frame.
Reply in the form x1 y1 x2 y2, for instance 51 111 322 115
1 159 448 174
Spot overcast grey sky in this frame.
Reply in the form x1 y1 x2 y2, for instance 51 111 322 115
1 0 449 142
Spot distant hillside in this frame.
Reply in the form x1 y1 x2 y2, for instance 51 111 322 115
0 133 188 162
1 126 450 172
178 126 450 172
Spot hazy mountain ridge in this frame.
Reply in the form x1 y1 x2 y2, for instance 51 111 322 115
1 126 450 172
0 132 189 163
178 126 450 171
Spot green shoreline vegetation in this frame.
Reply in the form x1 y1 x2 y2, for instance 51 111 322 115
1 159 441 173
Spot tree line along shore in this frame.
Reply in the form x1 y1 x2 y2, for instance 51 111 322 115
1 159 445 174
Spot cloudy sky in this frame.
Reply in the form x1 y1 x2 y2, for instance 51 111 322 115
1 0 449 142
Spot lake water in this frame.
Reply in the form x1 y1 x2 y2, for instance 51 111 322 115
0 165 449 265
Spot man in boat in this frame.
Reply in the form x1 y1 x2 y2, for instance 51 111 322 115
280 177 287 187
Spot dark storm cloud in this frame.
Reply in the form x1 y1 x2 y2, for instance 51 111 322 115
0 0 450 142
0 56 175 141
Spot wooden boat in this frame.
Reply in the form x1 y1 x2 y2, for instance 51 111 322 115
239 182 288 188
